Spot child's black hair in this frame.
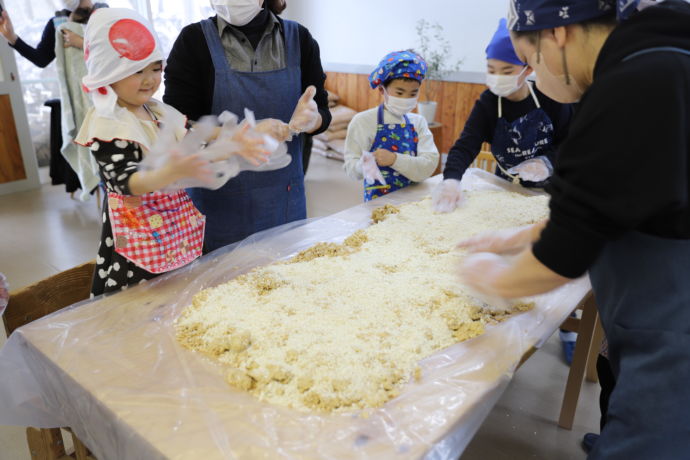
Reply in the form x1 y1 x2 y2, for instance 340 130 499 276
383 76 421 88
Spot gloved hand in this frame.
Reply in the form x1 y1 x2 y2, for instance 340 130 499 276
288 86 320 134
359 151 386 185
432 179 463 213
507 156 553 183
457 224 536 255
254 118 291 143
458 252 512 311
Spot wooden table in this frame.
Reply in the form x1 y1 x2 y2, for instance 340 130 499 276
0 172 591 460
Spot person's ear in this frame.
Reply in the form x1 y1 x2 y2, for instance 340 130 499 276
554 26 568 49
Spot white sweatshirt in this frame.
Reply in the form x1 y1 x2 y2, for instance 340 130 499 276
343 107 440 183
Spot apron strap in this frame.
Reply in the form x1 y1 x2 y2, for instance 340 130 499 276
499 81 541 119
526 81 541 109
200 18 230 72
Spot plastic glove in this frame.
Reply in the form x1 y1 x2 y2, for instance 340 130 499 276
432 179 463 213
288 85 320 134
458 252 512 312
144 116 239 191
238 109 292 171
359 151 386 185
0 273 8 319
457 224 536 255
507 156 553 183
254 118 291 143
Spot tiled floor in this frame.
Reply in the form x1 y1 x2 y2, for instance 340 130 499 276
0 155 598 459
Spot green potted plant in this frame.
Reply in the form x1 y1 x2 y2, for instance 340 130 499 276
415 19 462 123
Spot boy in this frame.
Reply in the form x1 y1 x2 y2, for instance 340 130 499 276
344 50 439 201
433 18 572 213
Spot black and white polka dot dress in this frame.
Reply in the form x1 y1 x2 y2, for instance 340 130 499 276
91 139 158 297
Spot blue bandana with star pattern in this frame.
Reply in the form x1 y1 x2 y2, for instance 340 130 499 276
507 0 642 31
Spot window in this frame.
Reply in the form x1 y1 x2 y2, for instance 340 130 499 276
3 0 213 164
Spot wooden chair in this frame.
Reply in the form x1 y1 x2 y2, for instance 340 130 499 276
471 145 497 173
3 261 97 460
558 292 605 430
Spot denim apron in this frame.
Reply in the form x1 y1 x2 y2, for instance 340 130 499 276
189 18 306 252
587 46 690 460
364 105 418 201
491 82 554 188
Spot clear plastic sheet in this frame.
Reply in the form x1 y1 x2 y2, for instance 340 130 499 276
0 169 591 459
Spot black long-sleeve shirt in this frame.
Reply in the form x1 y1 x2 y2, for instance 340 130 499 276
533 0 690 278
10 4 107 68
163 15 331 134
10 16 61 68
443 86 573 183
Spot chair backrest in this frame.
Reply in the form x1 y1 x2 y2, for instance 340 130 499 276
471 145 497 173
3 261 95 336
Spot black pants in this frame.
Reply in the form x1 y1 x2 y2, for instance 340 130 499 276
597 354 616 431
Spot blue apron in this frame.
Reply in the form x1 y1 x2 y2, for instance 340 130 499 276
190 19 306 252
364 105 418 201
491 82 554 188
587 46 690 460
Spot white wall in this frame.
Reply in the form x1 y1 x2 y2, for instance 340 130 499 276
282 0 510 83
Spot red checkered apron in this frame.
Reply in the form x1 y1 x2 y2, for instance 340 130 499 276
108 190 205 274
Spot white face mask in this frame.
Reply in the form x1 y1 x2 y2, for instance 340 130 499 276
383 90 418 117
528 52 584 103
63 0 80 11
486 67 528 97
210 0 263 27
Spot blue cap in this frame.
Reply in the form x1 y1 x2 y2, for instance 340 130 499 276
369 50 428 89
507 0 640 31
486 18 525 66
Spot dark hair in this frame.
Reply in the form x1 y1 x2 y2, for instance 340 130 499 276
511 11 617 45
383 77 421 88
267 0 287 15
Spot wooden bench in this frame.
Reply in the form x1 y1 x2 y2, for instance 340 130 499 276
3 261 97 460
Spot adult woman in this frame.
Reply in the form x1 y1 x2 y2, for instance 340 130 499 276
459 1 690 458
164 0 331 252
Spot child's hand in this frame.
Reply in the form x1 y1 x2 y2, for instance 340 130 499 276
231 124 271 166
255 119 291 142
373 149 396 167
164 150 214 185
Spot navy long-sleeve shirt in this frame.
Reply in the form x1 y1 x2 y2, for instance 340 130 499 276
443 86 573 183
10 4 107 68
10 17 60 68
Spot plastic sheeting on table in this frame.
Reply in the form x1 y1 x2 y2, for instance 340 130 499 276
0 169 591 460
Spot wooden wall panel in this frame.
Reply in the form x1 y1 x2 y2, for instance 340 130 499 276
325 71 488 154
0 94 27 184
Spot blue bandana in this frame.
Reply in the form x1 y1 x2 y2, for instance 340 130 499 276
486 18 525 65
507 0 641 31
369 50 428 89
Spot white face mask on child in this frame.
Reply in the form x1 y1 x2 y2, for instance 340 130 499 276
383 90 418 117
486 66 528 97
210 0 263 27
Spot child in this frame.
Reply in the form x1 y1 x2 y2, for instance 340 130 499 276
344 50 440 201
75 8 265 297
433 18 573 213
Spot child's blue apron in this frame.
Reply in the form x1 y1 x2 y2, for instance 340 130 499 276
189 18 306 252
491 82 554 187
364 105 418 201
